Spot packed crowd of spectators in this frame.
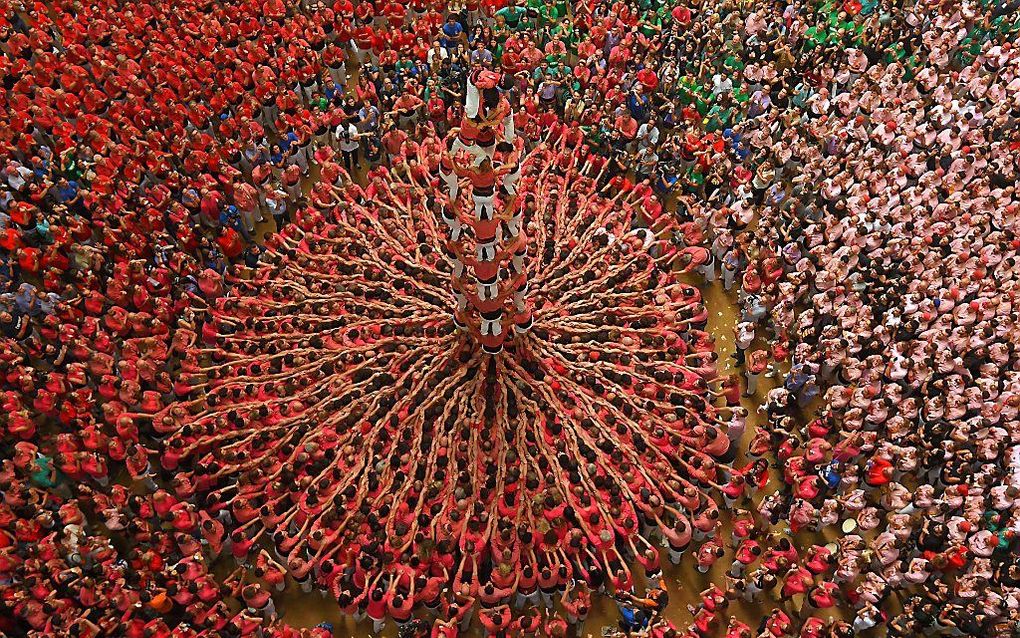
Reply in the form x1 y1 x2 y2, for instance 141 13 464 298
2 0 1020 636
690 3 1020 637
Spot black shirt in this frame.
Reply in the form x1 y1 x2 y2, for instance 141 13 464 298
0 312 22 338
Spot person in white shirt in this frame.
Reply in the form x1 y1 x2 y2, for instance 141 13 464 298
711 73 733 98
3 162 33 192
734 321 755 366
427 40 449 66
636 119 660 150
337 122 363 172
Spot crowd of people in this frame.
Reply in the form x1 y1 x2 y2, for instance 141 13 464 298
684 2 1020 637
2 0 1020 636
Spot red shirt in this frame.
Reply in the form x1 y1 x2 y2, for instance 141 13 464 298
354 25 375 49
635 67 659 90
384 2 407 27
865 457 893 486
18 247 41 273
671 5 692 25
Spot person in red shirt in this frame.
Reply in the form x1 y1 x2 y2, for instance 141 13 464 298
865 457 895 487
613 108 639 149
352 19 377 65
478 604 511 637
745 349 769 396
671 3 693 25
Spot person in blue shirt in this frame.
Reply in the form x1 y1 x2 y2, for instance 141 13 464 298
30 155 48 179
242 243 263 268
627 86 651 122
269 144 285 167
654 171 679 197
723 128 750 161
785 363 810 394
0 257 15 289
22 214 51 247
51 177 79 204
357 101 380 133
617 604 649 633
441 16 465 49
469 39 494 66
244 143 268 171
823 461 842 491
14 282 38 315
324 78 345 105
204 242 227 274
281 131 299 154
220 205 252 242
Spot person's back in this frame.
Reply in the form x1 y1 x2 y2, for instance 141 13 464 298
388 593 413 621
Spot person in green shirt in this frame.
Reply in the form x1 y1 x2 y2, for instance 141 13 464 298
553 0 567 20
685 166 706 195
802 24 827 51
395 57 416 75
654 2 672 25
722 51 745 74
639 11 663 39
422 78 438 101
705 95 735 133
491 18 511 52
956 27 987 65
549 19 577 54
884 40 906 63
532 61 552 83
537 0 563 27
495 2 526 30
674 74 710 116
60 149 83 182
790 81 812 110
516 10 537 33
30 454 59 489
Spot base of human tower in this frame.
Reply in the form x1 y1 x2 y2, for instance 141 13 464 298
175 79 734 603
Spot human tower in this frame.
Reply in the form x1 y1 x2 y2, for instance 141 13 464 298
440 69 532 354
167 68 731 609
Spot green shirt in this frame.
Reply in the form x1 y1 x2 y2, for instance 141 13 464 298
722 53 745 73
495 6 525 28
687 167 705 187
705 105 732 133
61 153 83 182
803 25 826 50
675 77 710 115
538 2 563 25
639 14 663 38
30 455 58 488
884 42 906 63
550 23 577 52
